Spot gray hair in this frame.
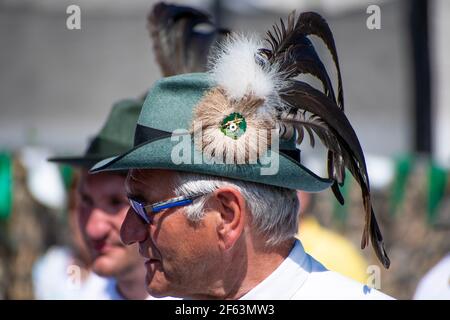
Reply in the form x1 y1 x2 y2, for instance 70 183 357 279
173 172 300 247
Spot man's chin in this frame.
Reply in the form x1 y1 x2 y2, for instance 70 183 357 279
91 254 122 277
146 271 173 298
146 284 174 298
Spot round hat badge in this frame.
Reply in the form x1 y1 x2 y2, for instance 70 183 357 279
220 113 247 140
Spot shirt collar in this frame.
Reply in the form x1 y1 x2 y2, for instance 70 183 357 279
240 239 311 300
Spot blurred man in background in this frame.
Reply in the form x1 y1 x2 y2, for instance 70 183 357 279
37 1 226 299
45 99 149 299
33 172 106 299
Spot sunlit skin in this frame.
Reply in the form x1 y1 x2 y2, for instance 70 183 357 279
77 170 148 299
120 169 294 299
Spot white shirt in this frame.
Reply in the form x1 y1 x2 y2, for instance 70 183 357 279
33 246 115 300
241 240 393 300
103 278 178 300
414 253 450 300
32 246 176 300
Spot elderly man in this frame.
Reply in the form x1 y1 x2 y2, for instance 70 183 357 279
50 99 149 299
91 11 392 299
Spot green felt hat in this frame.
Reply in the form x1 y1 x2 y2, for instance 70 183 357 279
90 73 332 192
49 99 142 169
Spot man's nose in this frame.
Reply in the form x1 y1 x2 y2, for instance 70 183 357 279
120 208 148 245
85 208 110 240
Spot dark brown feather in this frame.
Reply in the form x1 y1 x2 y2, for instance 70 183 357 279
261 11 343 110
261 11 391 265
296 12 344 111
260 11 347 208
261 30 330 104
148 2 229 76
328 149 346 204
279 80 390 268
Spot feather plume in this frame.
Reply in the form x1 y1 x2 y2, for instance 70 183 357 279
209 34 284 104
280 81 389 267
259 11 343 109
262 12 389 268
192 87 274 163
259 11 348 203
195 10 390 268
148 2 229 76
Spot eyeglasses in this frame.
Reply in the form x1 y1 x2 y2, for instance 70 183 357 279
128 194 207 224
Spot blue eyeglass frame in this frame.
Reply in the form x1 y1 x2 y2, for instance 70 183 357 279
128 194 206 224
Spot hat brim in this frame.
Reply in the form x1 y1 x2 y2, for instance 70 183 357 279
49 155 110 169
90 136 333 192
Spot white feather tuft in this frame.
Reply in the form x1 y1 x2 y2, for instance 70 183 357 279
209 34 283 103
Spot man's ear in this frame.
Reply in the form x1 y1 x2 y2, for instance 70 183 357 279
214 187 246 250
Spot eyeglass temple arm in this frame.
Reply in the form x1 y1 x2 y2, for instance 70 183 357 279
149 193 207 213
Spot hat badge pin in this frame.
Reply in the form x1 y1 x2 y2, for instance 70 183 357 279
220 112 246 140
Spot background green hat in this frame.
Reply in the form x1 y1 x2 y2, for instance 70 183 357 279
90 73 332 192
49 99 142 169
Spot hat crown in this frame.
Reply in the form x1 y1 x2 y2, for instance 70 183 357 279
134 73 298 151
137 73 213 135
87 99 142 156
49 98 142 168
